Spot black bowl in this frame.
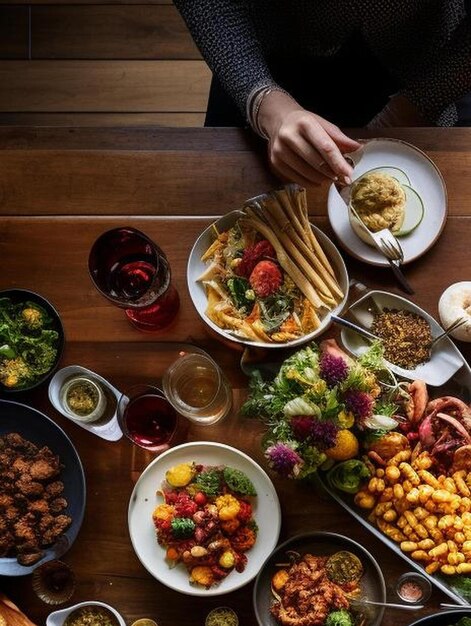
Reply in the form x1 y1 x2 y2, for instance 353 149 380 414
0 400 86 575
407 611 471 626
0 289 65 393
253 531 386 626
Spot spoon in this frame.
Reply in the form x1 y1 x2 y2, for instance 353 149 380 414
352 599 424 611
331 313 466 352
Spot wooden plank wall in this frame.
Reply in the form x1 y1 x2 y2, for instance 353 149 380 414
0 1 210 126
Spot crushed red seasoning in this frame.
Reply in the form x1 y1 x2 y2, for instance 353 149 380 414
371 308 432 369
398 580 424 602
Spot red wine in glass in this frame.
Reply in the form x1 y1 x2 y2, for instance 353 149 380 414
88 227 180 331
118 385 178 453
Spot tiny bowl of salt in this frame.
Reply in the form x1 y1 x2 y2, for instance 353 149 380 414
396 572 432 604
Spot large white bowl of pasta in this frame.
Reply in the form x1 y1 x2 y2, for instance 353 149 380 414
187 185 349 349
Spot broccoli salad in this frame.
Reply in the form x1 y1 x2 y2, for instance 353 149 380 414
0 297 60 389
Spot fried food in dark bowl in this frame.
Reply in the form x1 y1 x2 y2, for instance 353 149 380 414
253 532 385 626
0 289 65 393
0 400 86 575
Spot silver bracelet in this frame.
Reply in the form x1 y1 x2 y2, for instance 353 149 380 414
247 85 293 139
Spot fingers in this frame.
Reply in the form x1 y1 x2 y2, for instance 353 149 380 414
270 139 336 186
301 123 354 183
270 151 325 188
278 133 339 180
318 117 362 152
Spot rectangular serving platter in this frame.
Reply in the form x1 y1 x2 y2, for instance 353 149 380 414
317 291 471 606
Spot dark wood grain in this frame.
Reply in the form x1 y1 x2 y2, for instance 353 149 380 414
0 112 206 127
31 6 201 60
1 127 471 626
0 60 210 112
0 6 29 60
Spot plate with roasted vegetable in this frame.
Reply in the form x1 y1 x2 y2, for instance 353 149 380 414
253 531 385 626
187 185 348 348
0 289 64 392
128 441 281 596
0 400 86 576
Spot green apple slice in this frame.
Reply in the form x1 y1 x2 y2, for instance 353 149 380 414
394 184 425 237
355 166 411 186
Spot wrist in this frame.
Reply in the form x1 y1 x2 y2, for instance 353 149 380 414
258 90 303 139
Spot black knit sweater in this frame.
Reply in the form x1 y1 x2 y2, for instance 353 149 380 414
174 0 471 126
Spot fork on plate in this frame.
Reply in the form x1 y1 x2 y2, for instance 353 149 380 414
348 203 415 294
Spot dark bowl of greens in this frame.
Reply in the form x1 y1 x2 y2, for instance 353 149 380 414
407 612 471 626
0 289 65 393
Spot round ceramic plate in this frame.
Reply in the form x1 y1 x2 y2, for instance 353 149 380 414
327 138 447 266
128 441 281 596
187 210 349 349
253 532 386 626
0 400 86 576
406 611 471 626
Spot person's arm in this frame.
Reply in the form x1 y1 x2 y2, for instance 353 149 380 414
173 0 275 115
174 0 359 185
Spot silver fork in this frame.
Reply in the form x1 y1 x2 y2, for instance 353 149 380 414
348 204 414 294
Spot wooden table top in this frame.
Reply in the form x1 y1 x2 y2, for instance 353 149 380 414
1 126 471 626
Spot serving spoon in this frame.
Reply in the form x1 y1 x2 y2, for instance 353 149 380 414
330 313 466 353
351 598 424 611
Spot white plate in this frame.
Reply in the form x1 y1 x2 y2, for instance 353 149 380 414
128 441 281 596
187 209 349 349
327 138 447 266
47 602 126 626
341 290 464 387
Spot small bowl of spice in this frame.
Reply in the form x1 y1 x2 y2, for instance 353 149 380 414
46 601 126 626
396 572 432 604
205 606 239 626
340 289 465 387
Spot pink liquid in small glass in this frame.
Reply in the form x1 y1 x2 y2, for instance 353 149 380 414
123 393 177 451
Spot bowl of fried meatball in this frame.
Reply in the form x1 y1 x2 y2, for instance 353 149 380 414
0 400 86 575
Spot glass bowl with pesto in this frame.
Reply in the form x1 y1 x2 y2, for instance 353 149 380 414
347 167 424 246
59 375 107 423
46 601 126 626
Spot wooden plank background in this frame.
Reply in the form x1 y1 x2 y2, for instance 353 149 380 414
0 2 211 126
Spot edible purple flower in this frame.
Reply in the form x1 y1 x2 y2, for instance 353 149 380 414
291 416 339 450
344 389 373 424
264 442 303 478
320 352 349 387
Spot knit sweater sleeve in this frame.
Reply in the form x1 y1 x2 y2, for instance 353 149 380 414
402 15 471 126
173 0 277 116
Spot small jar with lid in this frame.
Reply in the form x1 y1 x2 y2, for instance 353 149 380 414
59 375 107 423
396 572 432 604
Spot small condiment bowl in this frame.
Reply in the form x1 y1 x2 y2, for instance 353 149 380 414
49 365 123 441
46 601 126 626
205 606 239 626
340 289 465 387
396 572 432 604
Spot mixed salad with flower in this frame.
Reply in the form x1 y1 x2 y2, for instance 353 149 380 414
242 338 400 480
152 462 258 589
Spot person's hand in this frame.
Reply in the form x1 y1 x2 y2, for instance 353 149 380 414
367 93 428 128
258 89 361 187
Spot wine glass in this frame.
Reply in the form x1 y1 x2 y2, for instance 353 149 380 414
88 227 180 331
118 384 179 454
162 352 232 425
